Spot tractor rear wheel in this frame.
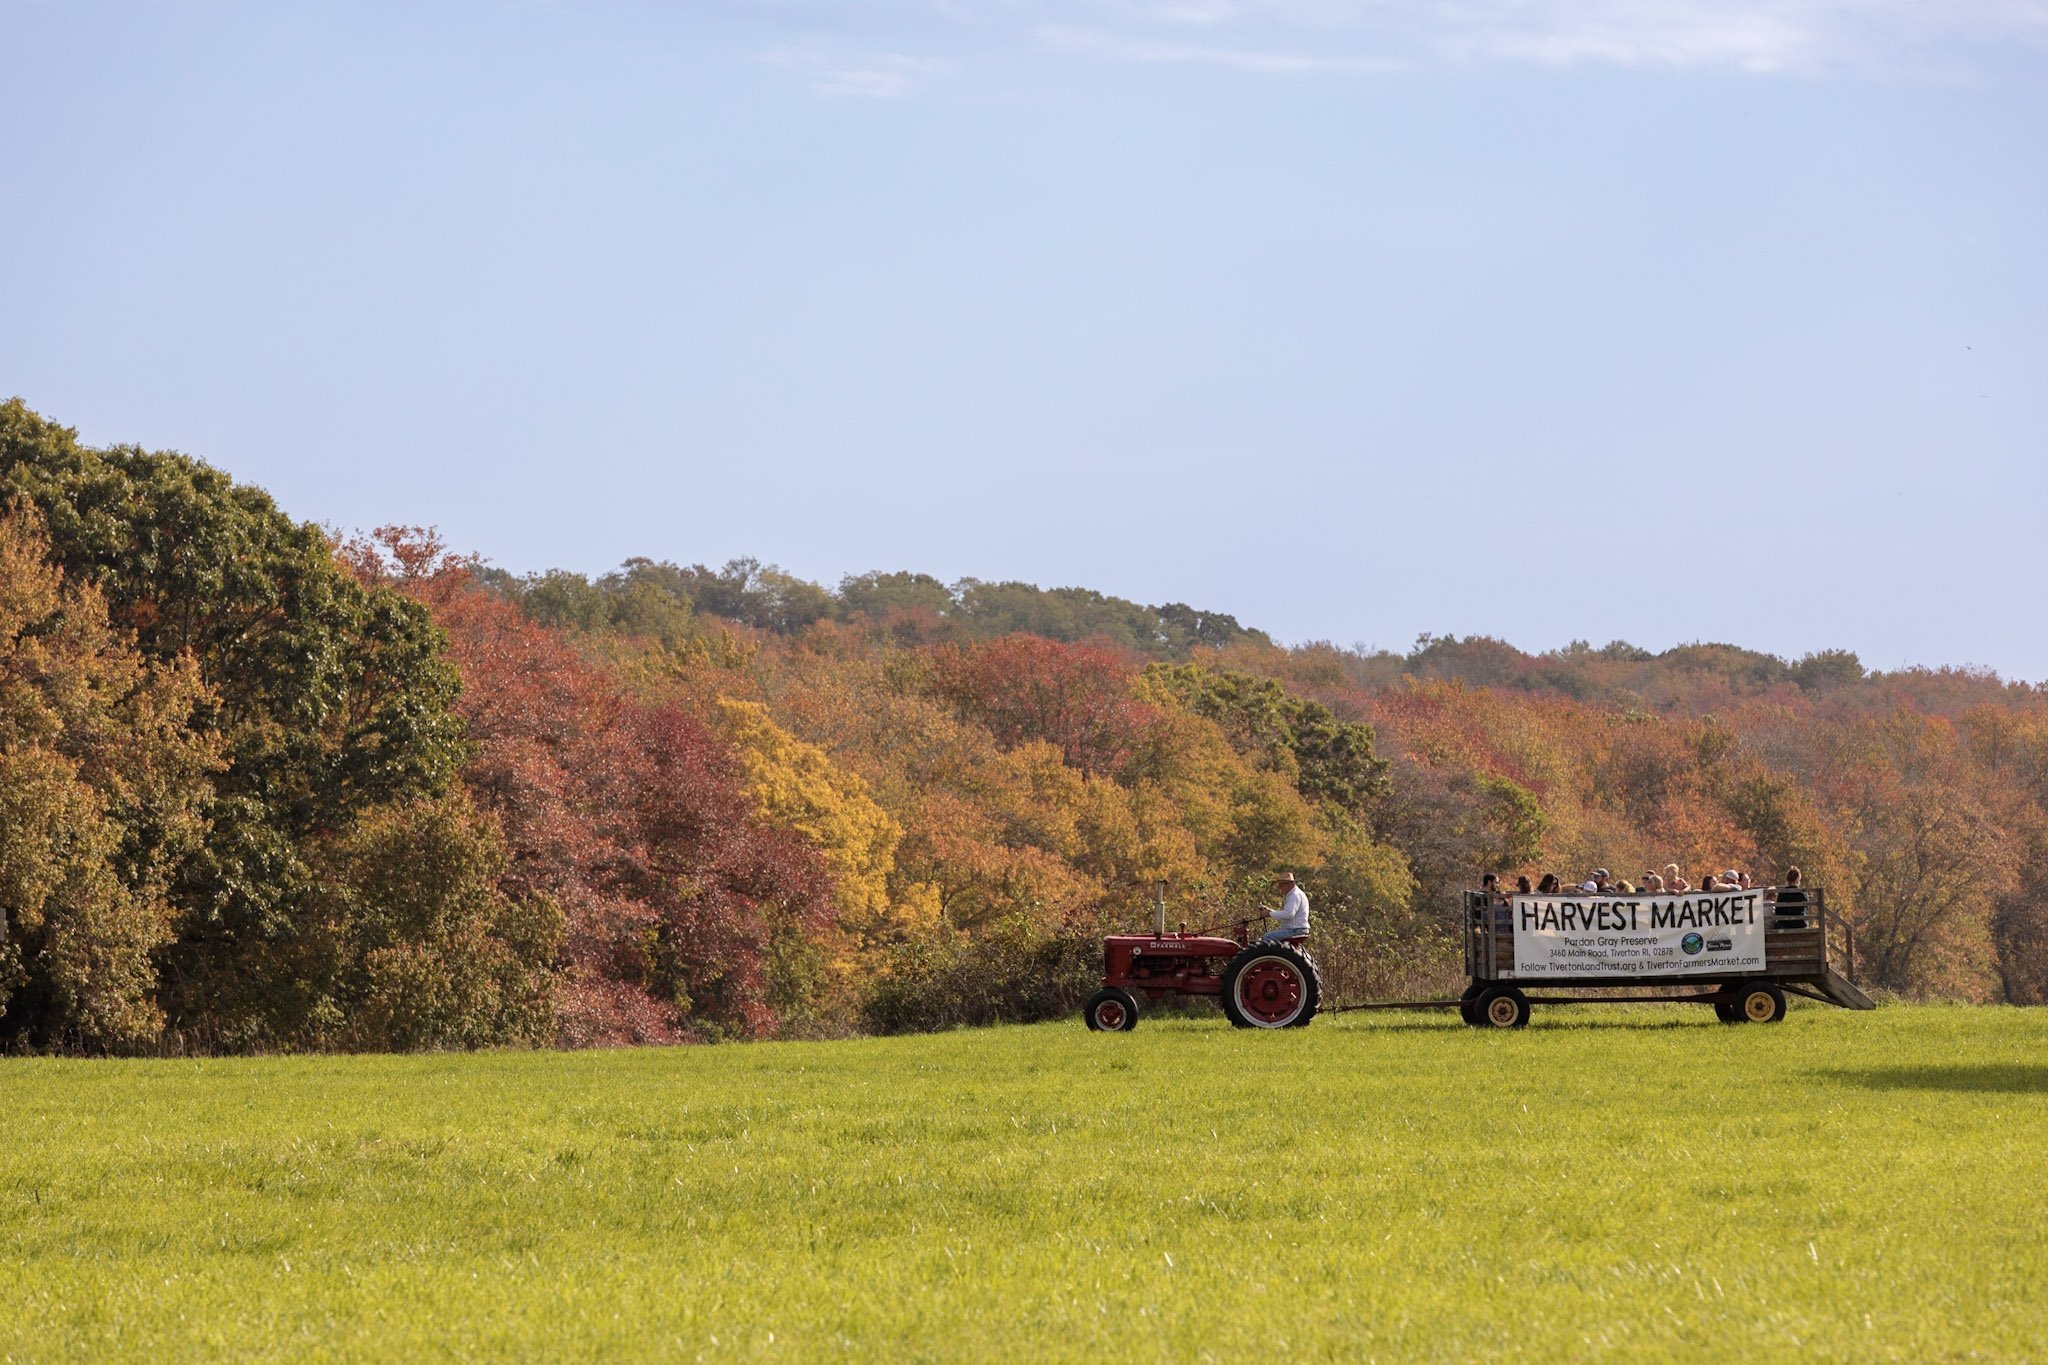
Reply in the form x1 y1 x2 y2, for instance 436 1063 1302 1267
1083 987 1140 1032
1221 943 1319 1029
1472 984 1530 1029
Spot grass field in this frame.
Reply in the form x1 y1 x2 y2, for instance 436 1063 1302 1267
4 1003 2045 1361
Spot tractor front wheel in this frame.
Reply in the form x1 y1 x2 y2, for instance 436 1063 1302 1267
1221 943 1319 1029
1083 987 1140 1032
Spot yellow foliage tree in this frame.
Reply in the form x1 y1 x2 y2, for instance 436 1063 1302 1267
716 699 939 961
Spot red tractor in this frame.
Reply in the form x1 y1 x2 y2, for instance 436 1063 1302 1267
1083 883 1321 1031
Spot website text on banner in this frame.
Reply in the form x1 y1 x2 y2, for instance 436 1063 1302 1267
1507 892 1767 978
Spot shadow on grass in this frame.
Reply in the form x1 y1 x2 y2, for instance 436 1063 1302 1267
1818 1064 2048 1094
1319 1014 1724 1032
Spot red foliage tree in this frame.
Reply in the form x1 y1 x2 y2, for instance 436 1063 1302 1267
344 529 837 1043
931 634 1155 775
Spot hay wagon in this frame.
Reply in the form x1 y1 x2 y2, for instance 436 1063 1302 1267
1457 886 1875 1027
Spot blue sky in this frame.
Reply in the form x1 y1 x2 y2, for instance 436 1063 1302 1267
5 1 2045 676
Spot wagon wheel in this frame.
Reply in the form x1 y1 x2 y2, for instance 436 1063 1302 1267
1220 943 1319 1029
1472 984 1529 1029
1732 983 1785 1024
1459 981 1485 1026
1083 987 1140 1032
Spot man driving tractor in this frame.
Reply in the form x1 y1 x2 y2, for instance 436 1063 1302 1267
1262 871 1309 942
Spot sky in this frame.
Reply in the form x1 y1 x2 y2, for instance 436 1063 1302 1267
4 0 2045 678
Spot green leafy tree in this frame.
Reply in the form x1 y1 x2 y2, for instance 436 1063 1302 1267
302 793 562 1051
951 582 1268 657
1793 649 1866 693
1155 602 1269 652
599 561 696 646
521 569 612 634
0 400 470 1046
672 557 833 634
838 571 956 622
1141 663 1391 817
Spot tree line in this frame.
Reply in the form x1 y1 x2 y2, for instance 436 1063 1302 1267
479 558 1271 659
3 398 2044 1052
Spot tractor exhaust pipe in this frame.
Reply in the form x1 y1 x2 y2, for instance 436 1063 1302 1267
1154 879 1167 938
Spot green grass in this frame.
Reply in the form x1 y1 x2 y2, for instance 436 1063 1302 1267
4 1003 2045 1361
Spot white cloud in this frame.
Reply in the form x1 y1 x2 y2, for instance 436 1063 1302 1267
1037 22 1409 71
1442 6 1828 73
754 0 2048 94
765 41 953 98
1007 0 2048 76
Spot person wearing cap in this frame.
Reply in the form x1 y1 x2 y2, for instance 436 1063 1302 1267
1578 867 1611 894
1261 872 1310 942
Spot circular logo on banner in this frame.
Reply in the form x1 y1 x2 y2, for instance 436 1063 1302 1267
1681 932 1705 955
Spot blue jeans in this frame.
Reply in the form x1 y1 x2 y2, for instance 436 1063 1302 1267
1261 927 1305 944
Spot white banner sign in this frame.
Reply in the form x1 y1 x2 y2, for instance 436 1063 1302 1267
1507 892 1766 978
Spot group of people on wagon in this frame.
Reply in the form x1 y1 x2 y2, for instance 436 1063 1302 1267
1481 865 1811 915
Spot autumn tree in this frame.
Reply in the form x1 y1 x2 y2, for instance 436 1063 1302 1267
717 698 941 976
1990 832 2048 1005
20 392 2048 1042
1828 713 2012 997
0 500 218 1050
931 635 1155 775
351 529 840 1041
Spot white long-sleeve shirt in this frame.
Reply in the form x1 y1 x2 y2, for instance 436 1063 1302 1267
1269 886 1309 932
